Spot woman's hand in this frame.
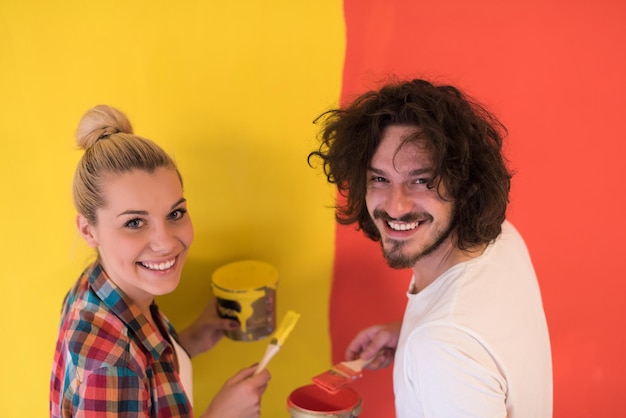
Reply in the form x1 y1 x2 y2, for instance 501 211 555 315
200 365 271 418
345 321 402 369
177 298 239 358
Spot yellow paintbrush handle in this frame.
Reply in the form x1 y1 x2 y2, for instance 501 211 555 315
254 343 280 375
253 310 301 375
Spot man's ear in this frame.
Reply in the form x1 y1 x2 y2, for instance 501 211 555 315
76 214 98 248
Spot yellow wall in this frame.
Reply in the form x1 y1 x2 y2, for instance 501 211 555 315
0 1 344 416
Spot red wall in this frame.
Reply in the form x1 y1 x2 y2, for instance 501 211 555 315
331 1 626 417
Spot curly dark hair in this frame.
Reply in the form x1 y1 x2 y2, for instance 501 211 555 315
308 79 512 250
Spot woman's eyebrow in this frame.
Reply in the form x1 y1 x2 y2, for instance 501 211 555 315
171 198 186 209
116 198 187 217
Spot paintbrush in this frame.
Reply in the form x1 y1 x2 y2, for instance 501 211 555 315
254 310 301 375
312 355 376 394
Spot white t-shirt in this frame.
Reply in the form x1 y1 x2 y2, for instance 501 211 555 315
393 221 552 418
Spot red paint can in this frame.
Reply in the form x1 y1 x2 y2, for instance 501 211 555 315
287 384 362 417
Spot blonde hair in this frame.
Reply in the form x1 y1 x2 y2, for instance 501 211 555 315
73 105 182 224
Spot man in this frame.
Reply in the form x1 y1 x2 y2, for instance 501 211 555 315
309 79 552 417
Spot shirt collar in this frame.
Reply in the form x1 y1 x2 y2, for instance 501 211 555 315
87 262 170 360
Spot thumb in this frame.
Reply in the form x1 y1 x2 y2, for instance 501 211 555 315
361 336 389 359
226 365 257 385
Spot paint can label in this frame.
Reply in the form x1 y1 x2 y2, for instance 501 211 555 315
212 260 278 341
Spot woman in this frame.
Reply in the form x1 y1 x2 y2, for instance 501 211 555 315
50 105 270 417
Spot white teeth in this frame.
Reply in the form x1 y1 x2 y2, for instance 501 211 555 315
141 259 176 271
388 221 420 231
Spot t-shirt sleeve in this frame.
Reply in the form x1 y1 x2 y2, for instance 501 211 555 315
403 324 508 418
73 366 151 417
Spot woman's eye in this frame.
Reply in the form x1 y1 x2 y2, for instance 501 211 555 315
124 218 144 229
169 208 188 221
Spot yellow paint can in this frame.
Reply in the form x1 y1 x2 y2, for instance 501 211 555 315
211 260 278 341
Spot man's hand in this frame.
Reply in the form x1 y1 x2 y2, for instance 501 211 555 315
345 321 402 369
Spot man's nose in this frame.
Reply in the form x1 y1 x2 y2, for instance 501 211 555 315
385 185 414 218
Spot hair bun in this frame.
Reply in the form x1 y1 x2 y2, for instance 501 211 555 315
75 105 134 149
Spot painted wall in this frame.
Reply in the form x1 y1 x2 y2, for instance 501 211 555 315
1 1 624 417
0 2 344 417
331 1 626 417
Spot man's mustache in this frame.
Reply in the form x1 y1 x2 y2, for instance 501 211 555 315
372 209 428 224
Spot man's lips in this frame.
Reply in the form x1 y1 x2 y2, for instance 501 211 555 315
387 220 420 231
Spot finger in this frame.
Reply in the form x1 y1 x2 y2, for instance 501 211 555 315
345 332 374 360
345 344 365 361
216 318 240 330
366 350 393 369
227 365 257 385
361 329 396 358
249 368 271 388
258 382 269 395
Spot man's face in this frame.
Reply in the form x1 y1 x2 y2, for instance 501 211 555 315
365 125 455 269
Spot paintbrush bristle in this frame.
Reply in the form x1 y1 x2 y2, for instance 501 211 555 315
272 310 301 346
311 360 364 394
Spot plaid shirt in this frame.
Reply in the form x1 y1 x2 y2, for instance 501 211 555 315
50 262 192 417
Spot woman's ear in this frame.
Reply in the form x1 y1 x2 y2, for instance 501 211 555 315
76 214 98 248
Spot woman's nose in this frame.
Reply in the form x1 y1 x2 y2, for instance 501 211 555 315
149 224 178 253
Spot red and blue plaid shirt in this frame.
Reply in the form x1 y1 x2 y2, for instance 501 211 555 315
50 262 192 417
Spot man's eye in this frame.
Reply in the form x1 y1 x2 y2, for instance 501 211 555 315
414 178 428 184
169 208 188 221
371 176 387 183
124 218 143 229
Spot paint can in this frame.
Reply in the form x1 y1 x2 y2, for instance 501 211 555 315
287 384 362 418
211 260 278 341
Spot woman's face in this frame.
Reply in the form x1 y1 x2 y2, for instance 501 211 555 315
77 167 194 310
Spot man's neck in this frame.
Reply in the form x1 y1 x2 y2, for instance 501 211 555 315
410 242 487 294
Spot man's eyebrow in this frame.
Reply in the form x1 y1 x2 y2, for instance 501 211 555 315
408 168 433 176
367 167 433 175
367 166 386 175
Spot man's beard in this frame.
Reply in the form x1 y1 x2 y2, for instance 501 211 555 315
380 219 454 269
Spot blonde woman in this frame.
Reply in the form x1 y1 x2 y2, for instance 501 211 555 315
50 105 270 417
